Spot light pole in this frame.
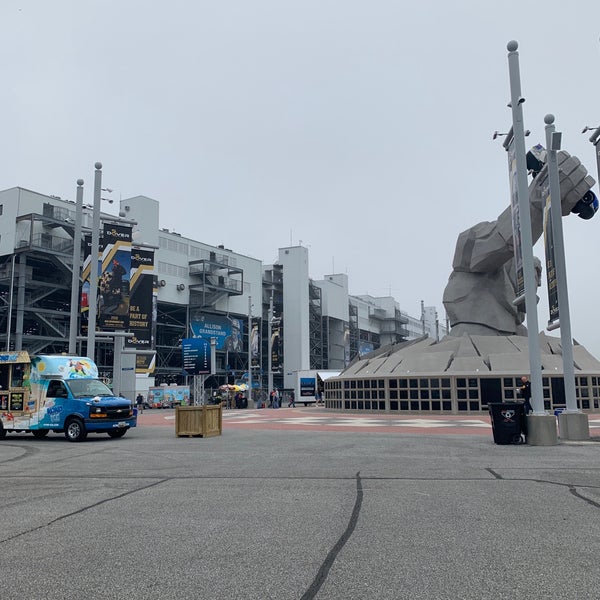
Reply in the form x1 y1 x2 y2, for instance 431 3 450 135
506 41 556 444
69 179 84 354
5 254 15 351
87 162 102 362
544 114 590 441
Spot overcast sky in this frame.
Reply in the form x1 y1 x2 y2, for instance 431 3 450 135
3 1 600 355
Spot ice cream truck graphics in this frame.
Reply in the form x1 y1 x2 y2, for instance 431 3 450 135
0 352 137 442
147 385 190 409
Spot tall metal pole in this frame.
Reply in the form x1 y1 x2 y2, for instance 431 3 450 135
87 162 102 361
248 295 253 408
69 179 84 354
268 293 273 396
506 41 544 414
544 115 578 412
209 336 216 406
6 254 15 351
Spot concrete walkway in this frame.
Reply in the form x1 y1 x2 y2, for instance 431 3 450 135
139 406 600 438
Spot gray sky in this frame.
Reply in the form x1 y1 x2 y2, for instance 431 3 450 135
3 1 600 356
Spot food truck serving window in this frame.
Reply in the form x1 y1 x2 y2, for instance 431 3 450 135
0 352 31 411
11 363 26 387
0 364 9 391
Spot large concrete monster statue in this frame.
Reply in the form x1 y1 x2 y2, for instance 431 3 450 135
443 149 596 336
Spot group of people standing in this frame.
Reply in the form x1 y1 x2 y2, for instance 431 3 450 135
265 389 296 408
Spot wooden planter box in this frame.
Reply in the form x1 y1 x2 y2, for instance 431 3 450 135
175 404 222 438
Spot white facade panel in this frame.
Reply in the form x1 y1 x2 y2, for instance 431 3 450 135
0 189 20 255
316 273 349 321
121 196 160 248
280 246 310 389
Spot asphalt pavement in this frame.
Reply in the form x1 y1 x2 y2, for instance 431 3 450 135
1 418 600 599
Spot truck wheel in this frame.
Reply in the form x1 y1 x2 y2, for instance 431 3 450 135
64 418 87 442
32 430 49 438
107 429 128 438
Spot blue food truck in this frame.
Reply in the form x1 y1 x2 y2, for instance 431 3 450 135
0 352 137 442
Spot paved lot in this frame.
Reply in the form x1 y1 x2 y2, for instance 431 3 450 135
2 413 600 599
142 406 600 437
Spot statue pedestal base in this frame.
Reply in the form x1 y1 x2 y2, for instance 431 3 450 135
558 412 589 441
526 414 558 446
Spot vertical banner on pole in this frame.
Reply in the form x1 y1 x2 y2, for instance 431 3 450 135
343 324 350 367
80 234 92 336
126 248 156 373
98 224 132 330
507 138 525 300
250 318 260 369
543 192 559 326
271 317 282 374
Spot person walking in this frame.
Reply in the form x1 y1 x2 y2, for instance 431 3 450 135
288 390 296 408
272 389 280 409
136 393 144 414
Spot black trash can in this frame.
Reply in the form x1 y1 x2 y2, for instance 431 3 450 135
488 402 526 445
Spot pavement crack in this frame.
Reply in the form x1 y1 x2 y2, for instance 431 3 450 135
568 485 600 509
0 443 41 465
485 468 503 479
300 471 363 600
0 478 169 545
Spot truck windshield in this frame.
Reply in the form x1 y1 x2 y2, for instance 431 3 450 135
66 379 115 399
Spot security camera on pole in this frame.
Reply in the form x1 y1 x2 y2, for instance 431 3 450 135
506 41 557 445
